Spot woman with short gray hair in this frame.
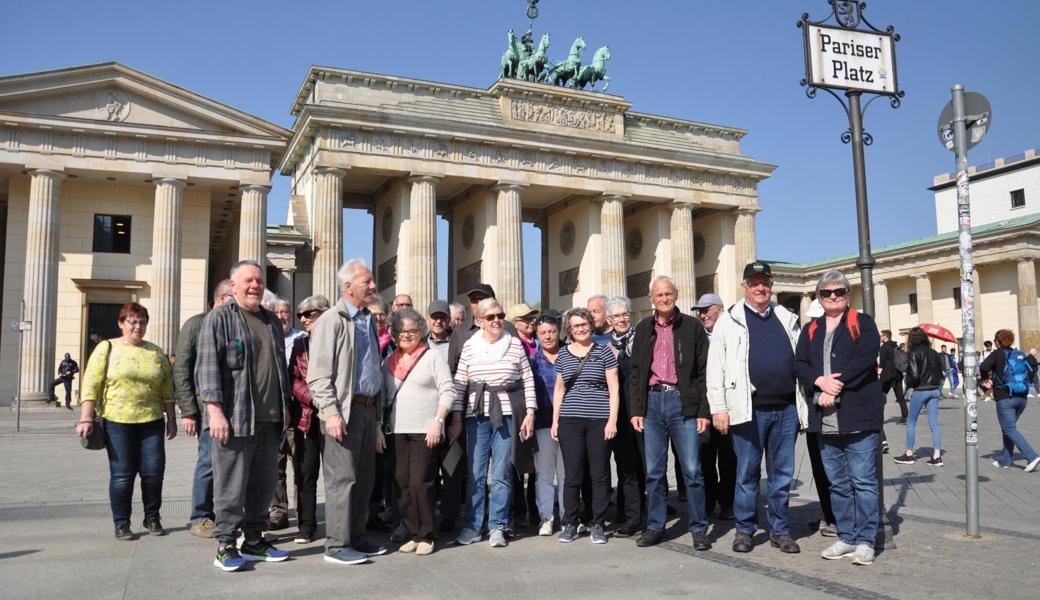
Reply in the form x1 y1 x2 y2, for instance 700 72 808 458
381 307 454 555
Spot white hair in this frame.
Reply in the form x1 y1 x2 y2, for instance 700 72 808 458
337 258 369 287
586 294 608 307
606 296 631 314
229 259 263 280
475 297 502 318
261 289 278 311
274 297 291 311
449 302 465 314
648 275 678 296
816 269 851 292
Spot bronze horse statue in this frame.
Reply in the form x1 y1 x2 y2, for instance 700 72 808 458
518 32 551 82
548 36 585 87
572 45 611 91
500 29 520 79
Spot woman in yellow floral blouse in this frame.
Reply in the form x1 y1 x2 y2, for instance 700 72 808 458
75 302 176 541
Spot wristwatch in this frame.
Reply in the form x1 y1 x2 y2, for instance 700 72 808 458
435 416 446 425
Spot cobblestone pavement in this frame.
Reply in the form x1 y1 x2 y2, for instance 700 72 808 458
2 390 1039 599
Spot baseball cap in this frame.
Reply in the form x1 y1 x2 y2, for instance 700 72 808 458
742 261 772 281
506 303 538 321
465 283 495 299
427 300 450 317
693 293 724 310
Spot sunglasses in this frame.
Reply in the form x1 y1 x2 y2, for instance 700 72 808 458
818 288 848 299
297 309 322 319
483 313 507 321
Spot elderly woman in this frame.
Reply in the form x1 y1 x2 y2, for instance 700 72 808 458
75 302 176 540
382 308 454 555
531 313 565 535
552 307 619 544
369 294 393 358
451 298 537 548
606 296 645 537
979 329 1040 472
287 295 331 544
794 270 883 566
894 327 945 467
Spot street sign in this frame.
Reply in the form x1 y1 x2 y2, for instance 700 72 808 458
804 24 898 95
938 91 991 151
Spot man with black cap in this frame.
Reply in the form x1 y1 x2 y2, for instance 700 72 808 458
693 293 736 522
426 300 453 361
707 261 807 555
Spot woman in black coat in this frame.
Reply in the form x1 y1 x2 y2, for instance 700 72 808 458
794 270 883 566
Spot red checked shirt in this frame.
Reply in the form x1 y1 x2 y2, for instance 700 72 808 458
648 310 679 386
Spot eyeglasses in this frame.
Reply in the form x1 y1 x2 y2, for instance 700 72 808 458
569 322 591 331
609 312 631 321
297 309 322 319
397 328 420 337
483 313 507 321
745 279 773 289
818 288 848 299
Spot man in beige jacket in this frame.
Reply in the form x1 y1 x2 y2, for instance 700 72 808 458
308 258 388 565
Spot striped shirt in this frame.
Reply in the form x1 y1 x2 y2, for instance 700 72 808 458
557 343 617 419
452 334 537 417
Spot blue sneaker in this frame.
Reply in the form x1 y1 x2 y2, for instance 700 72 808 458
240 539 289 562
214 543 247 572
323 547 369 565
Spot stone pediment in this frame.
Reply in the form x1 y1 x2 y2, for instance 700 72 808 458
0 62 288 139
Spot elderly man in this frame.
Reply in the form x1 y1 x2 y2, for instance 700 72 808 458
693 293 736 522
392 294 414 313
196 261 291 571
174 279 232 539
707 261 807 554
449 303 466 328
308 259 388 565
587 294 613 345
629 276 712 551
426 300 453 361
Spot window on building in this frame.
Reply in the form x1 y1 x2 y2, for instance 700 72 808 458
1011 188 1026 209
93 214 132 253
953 287 961 309
909 292 918 314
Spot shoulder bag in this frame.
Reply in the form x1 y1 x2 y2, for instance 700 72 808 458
81 341 113 450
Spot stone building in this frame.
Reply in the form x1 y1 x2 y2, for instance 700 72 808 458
772 148 1040 353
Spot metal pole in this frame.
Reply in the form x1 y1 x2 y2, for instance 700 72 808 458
951 84 980 538
14 300 25 433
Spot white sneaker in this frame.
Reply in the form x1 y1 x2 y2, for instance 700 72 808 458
489 528 508 548
851 544 875 565
538 519 554 536
820 540 857 560
992 460 1010 469
1026 457 1040 473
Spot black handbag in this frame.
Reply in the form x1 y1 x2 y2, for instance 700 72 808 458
81 341 112 451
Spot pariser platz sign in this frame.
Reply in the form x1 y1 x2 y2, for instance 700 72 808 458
804 24 897 95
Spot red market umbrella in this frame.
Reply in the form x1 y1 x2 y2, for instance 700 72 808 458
918 323 957 343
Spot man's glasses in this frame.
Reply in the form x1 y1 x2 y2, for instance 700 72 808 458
483 313 507 321
297 309 322 319
818 288 848 299
745 279 773 289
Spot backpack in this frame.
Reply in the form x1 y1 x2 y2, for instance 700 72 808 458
1000 348 1036 395
893 346 908 373
807 309 861 342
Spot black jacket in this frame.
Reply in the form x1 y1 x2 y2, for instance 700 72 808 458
906 345 944 390
878 340 901 382
794 310 884 433
979 348 1033 401
628 311 709 419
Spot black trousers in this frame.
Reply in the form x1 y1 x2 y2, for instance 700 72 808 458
269 446 290 523
806 431 835 525
558 417 611 526
290 418 324 536
395 434 438 541
436 438 466 525
701 426 736 514
881 376 908 419
611 419 645 526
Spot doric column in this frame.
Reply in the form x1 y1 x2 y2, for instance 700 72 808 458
21 169 63 401
600 195 626 298
874 278 892 332
915 274 933 324
534 219 549 309
408 175 439 313
670 202 696 306
278 267 296 307
494 183 525 310
734 207 759 276
1017 259 1040 351
312 167 346 302
799 293 812 326
238 184 269 264
150 178 185 355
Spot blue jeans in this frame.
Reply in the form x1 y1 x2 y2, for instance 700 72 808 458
995 396 1039 465
190 426 214 522
731 403 798 536
819 432 880 547
103 418 166 525
464 416 513 532
906 389 942 452
643 390 707 533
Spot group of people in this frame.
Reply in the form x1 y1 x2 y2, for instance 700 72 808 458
72 256 1040 571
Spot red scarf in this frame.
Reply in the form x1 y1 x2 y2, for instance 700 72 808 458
388 342 428 380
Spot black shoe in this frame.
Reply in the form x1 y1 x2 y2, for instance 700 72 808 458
114 522 135 541
438 518 457 533
927 456 944 467
691 532 712 551
769 533 801 554
717 505 735 521
893 453 916 465
614 522 640 538
732 532 753 553
636 530 663 547
366 516 391 532
144 518 166 536
352 539 389 556
266 516 289 531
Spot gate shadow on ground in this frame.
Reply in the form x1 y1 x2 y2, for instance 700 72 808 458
0 549 40 560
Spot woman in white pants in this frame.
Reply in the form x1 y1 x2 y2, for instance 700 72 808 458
530 314 566 535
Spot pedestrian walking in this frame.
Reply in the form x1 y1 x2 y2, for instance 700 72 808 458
894 327 945 466
979 329 1040 472
52 352 79 409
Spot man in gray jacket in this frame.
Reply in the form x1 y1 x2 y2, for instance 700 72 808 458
307 258 388 565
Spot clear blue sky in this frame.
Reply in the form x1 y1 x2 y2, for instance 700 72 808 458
3 1 1038 303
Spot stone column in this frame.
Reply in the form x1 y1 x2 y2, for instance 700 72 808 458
600 195 626 298
734 207 759 276
799 293 812 326
874 279 892 332
21 169 63 401
670 202 696 306
408 175 439 313
312 167 346 302
150 178 185 355
915 274 933 324
278 267 296 307
495 183 524 310
1017 259 1040 352
535 219 549 309
238 184 269 264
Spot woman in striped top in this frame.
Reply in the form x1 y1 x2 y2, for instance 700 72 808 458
551 307 619 544
451 298 537 548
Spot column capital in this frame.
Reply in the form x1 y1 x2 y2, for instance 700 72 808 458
407 173 442 185
314 166 348 177
154 177 186 189
671 200 697 212
735 205 762 216
600 192 629 201
493 181 527 192
915 273 931 280
1017 257 1036 266
239 183 270 194
29 168 65 180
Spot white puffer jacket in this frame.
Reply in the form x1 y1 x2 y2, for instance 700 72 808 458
706 299 808 429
